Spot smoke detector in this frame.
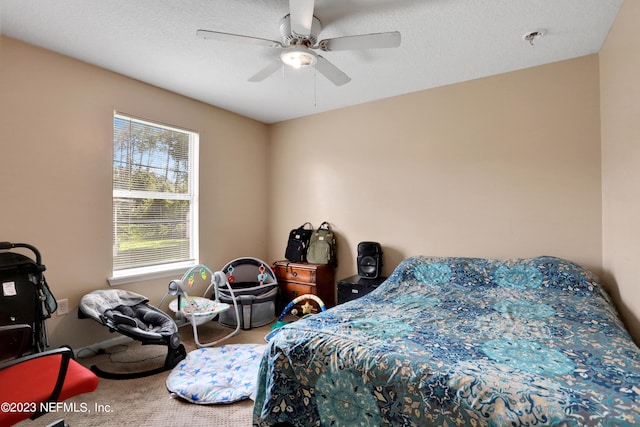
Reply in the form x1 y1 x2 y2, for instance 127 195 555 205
523 31 544 46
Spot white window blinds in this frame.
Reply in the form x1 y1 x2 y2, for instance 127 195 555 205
112 113 199 278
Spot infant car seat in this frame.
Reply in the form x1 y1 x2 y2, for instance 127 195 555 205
79 289 186 379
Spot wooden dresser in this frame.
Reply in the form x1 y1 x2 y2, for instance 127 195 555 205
272 261 336 309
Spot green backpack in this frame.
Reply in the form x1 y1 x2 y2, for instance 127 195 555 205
306 222 337 265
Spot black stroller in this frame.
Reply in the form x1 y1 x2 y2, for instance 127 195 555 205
0 242 57 357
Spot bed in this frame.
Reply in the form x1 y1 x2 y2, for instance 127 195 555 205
253 256 640 427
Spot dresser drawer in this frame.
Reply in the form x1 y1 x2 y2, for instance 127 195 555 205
281 282 315 301
273 262 316 284
273 260 336 308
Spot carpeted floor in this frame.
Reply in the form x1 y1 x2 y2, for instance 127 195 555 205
17 320 272 427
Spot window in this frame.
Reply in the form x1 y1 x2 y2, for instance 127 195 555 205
110 113 199 284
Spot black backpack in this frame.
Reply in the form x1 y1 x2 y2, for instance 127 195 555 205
284 222 314 263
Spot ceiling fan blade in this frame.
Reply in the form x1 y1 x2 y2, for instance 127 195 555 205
248 60 283 82
196 29 282 48
317 31 401 51
289 0 315 36
315 55 351 86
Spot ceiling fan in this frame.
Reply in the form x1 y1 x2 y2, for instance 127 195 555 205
196 0 401 86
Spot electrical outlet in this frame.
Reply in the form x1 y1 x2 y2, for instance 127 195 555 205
57 299 69 316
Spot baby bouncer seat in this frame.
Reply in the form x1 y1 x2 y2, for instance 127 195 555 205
161 264 241 349
217 257 278 330
79 289 186 379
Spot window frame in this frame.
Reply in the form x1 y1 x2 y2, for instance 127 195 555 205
108 112 199 285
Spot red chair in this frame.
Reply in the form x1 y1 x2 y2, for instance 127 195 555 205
0 325 99 427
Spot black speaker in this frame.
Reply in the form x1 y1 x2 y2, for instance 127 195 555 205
357 241 383 279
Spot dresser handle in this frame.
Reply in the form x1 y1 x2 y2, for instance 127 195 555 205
292 271 297 277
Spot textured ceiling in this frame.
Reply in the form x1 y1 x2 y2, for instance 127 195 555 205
0 0 623 124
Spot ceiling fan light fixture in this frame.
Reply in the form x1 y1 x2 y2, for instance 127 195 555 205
280 48 317 69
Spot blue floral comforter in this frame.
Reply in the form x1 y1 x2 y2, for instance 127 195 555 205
253 256 640 426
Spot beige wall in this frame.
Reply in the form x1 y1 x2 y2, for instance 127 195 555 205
268 56 603 287
3 31 631 348
0 36 270 348
600 0 640 342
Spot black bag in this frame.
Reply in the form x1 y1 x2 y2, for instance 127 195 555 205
284 222 314 263
306 221 337 265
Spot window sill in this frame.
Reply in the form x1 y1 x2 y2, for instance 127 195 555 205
108 262 195 286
